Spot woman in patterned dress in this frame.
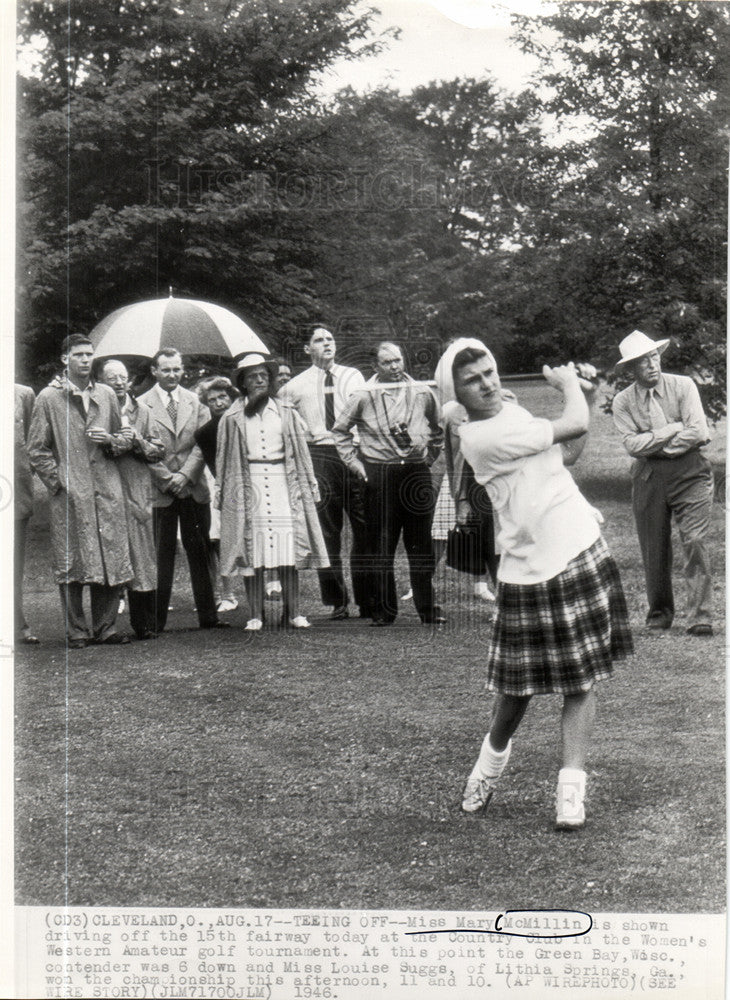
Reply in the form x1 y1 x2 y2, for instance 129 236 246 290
215 355 329 631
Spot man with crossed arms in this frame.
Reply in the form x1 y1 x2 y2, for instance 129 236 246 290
612 329 714 636
28 334 132 647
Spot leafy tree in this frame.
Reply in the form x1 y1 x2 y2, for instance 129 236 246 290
19 0 727 424
17 0 388 377
293 80 556 369
511 0 728 416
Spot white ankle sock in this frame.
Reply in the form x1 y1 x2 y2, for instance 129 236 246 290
557 767 586 795
556 768 587 824
469 733 512 782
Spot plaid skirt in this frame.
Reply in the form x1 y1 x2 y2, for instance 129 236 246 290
486 535 633 696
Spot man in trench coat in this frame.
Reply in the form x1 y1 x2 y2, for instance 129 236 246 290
99 358 166 640
27 335 133 647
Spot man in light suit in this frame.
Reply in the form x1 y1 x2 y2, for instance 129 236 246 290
139 348 227 633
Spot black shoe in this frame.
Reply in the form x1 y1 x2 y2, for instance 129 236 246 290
136 630 160 641
97 633 130 645
370 618 393 627
330 605 350 620
686 623 714 636
646 616 672 630
19 630 40 645
67 638 88 649
199 620 231 629
421 615 447 626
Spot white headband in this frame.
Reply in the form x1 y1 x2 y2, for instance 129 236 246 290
434 338 497 404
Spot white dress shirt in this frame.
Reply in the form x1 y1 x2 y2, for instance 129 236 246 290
154 382 181 409
281 363 366 445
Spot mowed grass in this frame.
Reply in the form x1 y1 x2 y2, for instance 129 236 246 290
15 381 726 911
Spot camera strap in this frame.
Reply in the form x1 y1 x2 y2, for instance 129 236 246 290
376 378 418 454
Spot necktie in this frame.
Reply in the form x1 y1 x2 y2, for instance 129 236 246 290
647 388 666 430
167 391 177 426
324 371 335 431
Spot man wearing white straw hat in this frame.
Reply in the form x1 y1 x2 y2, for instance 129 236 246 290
612 330 714 636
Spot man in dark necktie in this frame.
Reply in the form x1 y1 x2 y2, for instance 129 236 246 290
612 330 714 636
280 327 371 619
138 348 227 633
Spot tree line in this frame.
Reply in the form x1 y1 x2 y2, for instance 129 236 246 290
18 0 728 416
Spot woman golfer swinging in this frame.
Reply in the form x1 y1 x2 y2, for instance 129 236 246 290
437 339 633 828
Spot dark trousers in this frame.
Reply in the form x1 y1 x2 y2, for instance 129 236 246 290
632 450 713 627
152 497 218 631
128 589 157 639
59 581 123 642
309 445 371 612
15 517 29 633
364 461 439 622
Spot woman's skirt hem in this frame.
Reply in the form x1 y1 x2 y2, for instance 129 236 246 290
485 535 633 697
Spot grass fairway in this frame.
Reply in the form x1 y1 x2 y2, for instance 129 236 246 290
15 381 725 911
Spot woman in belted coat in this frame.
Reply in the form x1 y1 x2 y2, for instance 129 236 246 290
215 355 329 630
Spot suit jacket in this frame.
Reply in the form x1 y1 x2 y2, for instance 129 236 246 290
138 384 210 506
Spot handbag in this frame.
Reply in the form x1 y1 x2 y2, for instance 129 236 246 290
445 521 486 575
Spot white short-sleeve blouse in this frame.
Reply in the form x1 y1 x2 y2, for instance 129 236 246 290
458 402 600 585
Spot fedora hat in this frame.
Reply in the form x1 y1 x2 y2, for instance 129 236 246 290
615 330 670 369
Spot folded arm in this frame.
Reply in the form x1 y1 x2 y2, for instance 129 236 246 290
661 380 710 456
612 395 683 458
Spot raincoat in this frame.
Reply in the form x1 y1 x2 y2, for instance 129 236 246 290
15 384 35 521
27 376 132 586
112 396 166 591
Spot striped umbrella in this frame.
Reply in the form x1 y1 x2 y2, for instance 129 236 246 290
89 293 269 360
